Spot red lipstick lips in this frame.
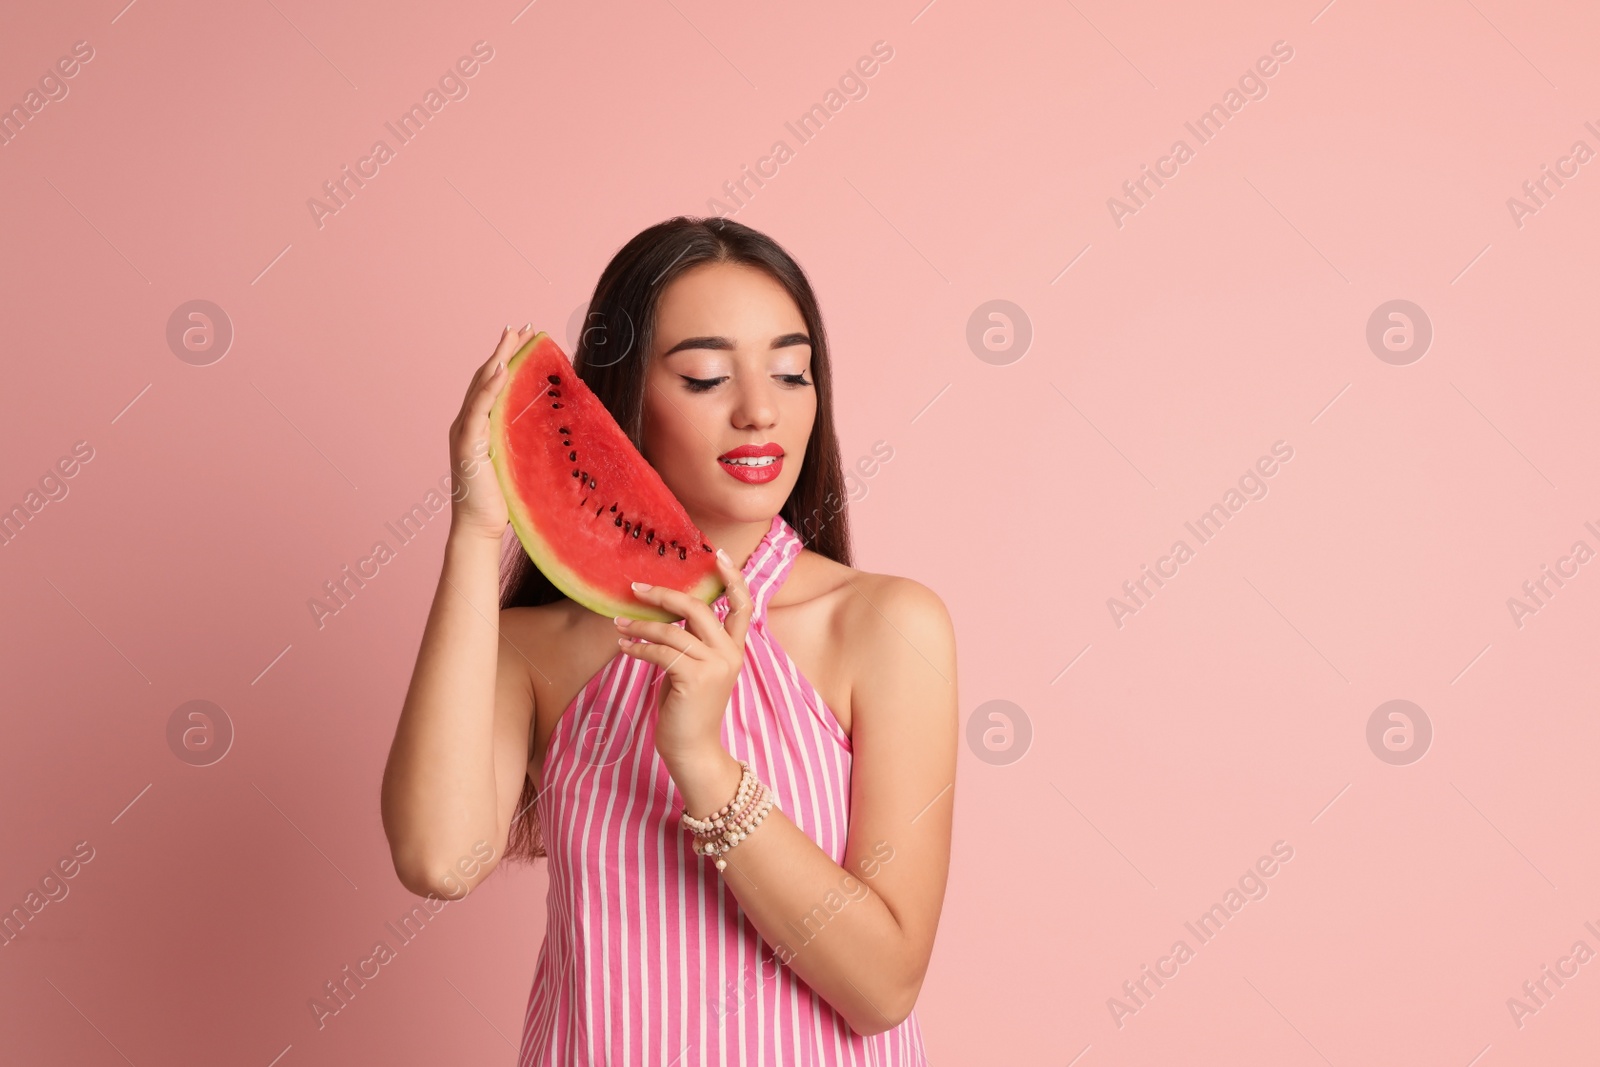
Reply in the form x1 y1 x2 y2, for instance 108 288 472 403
718 443 784 485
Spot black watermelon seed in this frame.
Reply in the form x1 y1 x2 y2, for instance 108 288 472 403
549 390 560 398
614 515 623 527
559 426 570 434
568 451 576 461
580 496 587 506
551 402 563 409
645 530 654 544
588 479 597 489
677 546 686 560
546 374 560 384
657 543 666 556
571 469 579 478
701 543 710 552
595 504 603 516
563 439 571 446
632 526 641 538
609 503 617 512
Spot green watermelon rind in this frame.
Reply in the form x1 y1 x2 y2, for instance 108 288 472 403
487 332 724 623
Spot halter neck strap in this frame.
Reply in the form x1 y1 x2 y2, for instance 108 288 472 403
712 513 802 627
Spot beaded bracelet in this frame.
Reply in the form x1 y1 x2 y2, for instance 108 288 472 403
707 780 769 848
681 760 759 834
681 761 765 843
693 786 774 871
680 760 777 871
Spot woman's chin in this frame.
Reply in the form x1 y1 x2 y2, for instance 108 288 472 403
683 486 791 528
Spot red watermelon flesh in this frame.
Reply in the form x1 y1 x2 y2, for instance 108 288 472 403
488 331 724 621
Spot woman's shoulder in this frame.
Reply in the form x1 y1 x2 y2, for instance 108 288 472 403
500 598 627 750
498 597 612 691
792 549 954 655
499 597 592 644
789 550 956 737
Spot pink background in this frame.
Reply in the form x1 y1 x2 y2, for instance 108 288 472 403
3 0 1598 1063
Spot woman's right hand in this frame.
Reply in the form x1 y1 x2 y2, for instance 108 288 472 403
448 324 532 540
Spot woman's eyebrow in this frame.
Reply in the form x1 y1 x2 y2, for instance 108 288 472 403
661 332 812 356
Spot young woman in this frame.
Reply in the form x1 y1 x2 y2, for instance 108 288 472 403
382 217 957 1065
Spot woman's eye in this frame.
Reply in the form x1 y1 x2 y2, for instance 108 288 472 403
679 373 811 391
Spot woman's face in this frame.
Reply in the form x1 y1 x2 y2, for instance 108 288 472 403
640 261 817 532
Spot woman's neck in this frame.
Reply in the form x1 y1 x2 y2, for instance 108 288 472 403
693 514 776 572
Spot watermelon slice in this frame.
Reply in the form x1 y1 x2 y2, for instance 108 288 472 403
487 331 724 622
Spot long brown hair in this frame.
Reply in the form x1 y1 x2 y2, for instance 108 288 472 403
498 215 853 863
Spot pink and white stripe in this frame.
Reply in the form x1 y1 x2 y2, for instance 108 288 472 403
520 513 929 1065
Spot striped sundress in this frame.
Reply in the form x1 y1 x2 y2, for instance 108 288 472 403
519 513 930 1065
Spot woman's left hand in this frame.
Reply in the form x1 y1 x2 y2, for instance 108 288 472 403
614 548 753 768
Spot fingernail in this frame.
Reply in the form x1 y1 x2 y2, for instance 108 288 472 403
613 615 629 627
495 360 503 373
505 324 513 334
715 548 731 566
522 322 532 331
631 581 652 592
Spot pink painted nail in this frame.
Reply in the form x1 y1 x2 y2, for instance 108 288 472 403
631 581 652 592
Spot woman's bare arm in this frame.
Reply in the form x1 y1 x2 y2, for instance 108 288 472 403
380 325 539 898
628 571 958 1036
715 575 957 1035
380 529 536 896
